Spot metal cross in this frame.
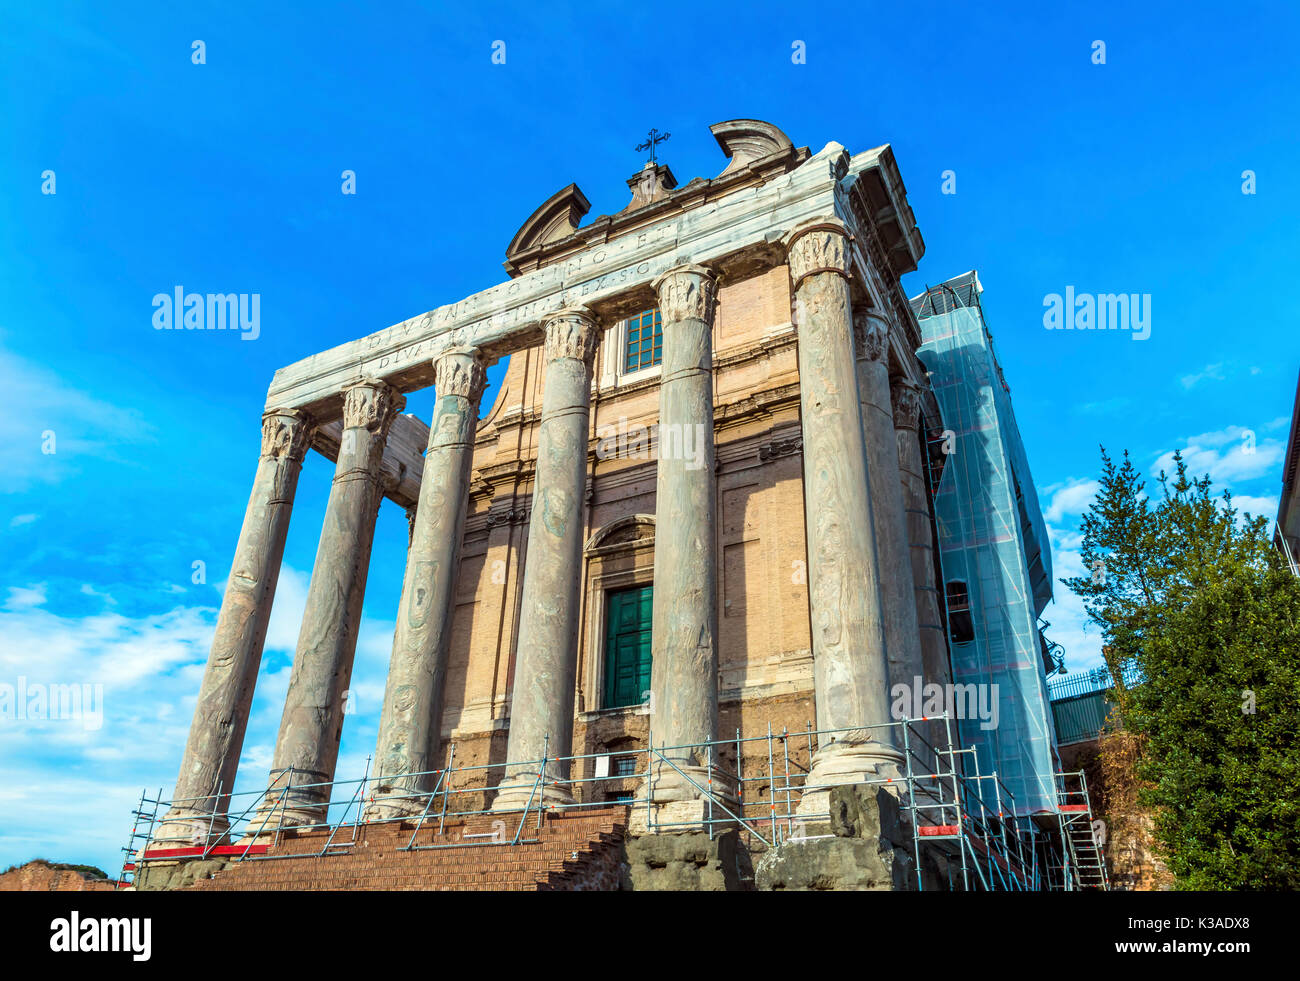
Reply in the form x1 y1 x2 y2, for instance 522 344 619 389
635 128 671 164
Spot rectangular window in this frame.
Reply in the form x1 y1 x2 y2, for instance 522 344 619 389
611 755 638 777
623 308 663 373
946 581 975 644
604 584 653 708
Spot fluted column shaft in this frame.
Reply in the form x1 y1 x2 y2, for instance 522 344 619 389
260 379 404 828
785 219 902 812
647 264 721 802
853 312 925 699
493 309 600 811
368 350 486 819
155 409 314 844
892 381 954 727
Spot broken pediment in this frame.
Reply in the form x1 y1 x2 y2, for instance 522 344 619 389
505 183 591 263
710 119 795 176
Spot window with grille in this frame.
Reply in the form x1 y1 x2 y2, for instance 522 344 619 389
611 755 638 777
623 308 662 373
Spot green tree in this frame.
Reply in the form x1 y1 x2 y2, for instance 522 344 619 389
1064 448 1300 889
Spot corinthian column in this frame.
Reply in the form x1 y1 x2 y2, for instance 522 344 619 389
892 380 954 730
493 309 600 811
257 379 404 830
155 409 314 845
785 218 902 814
367 349 486 820
645 264 724 805
852 311 924 702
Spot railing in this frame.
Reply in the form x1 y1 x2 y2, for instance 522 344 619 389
126 715 1096 891
1047 661 1142 702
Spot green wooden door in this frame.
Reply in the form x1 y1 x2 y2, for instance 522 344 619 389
604 585 653 708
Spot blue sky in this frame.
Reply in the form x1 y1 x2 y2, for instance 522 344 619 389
1 1 1296 876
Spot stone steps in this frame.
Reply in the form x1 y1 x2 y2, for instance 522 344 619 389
182 806 629 891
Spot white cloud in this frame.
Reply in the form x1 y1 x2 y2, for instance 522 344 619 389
4 583 47 610
8 513 38 528
1180 362 1226 389
1042 478 1100 524
1230 494 1278 523
79 583 116 605
0 564 398 875
0 344 156 493
1153 425 1283 485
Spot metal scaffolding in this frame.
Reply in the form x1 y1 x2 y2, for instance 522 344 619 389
124 715 1105 891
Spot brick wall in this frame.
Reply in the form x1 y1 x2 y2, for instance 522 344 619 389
174 807 629 891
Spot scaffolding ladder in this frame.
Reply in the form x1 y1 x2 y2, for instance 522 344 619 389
1054 771 1109 890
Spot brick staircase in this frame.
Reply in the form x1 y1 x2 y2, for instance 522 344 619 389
183 806 629 891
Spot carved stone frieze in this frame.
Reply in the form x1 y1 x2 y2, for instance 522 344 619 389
758 436 803 462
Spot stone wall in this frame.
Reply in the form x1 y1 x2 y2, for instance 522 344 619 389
0 860 117 892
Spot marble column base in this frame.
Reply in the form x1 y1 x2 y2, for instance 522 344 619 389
627 795 738 836
645 760 736 804
490 768 576 813
796 739 905 817
150 811 231 849
245 780 332 839
361 789 434 824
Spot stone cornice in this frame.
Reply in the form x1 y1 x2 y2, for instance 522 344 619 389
264 141 847 418
504 120 810 279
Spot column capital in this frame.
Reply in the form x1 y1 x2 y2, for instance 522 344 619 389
891 378 923 431
784 216 853 291
852 309 890 364
260 408 315 461
652 263 718 323
342 378 405 436
542 307 601 365
433 347 487 402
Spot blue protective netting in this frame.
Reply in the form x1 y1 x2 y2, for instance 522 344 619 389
913 276 1059 815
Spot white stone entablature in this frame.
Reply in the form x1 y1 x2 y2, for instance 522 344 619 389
262 136 924 422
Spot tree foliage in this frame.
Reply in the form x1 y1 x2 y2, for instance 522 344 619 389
1063 448 1300 889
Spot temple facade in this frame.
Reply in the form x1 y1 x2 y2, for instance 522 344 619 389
156 119 962 851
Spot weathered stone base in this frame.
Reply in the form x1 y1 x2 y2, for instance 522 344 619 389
490 771 576 812
150 811 232 849
627 796 739 836
756 784 914 890
796 740 904 817
622 830 750 891
133 857 232 891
